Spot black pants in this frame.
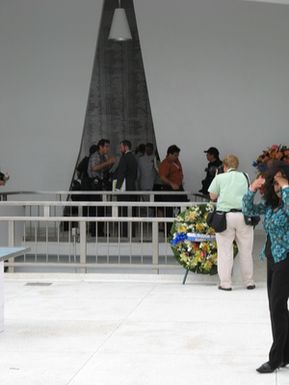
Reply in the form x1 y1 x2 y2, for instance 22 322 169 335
89 187 104 236
117 194 137 237
157 185 188 236
266 246 289 368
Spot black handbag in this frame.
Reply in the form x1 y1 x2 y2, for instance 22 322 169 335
242 172 261 227
244 215 260 227
206 209 227 233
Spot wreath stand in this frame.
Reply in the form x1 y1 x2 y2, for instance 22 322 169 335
182 269 190 285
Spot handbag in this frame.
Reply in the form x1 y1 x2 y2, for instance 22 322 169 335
242 172 261 227
206 209 227 233
244 215 260 227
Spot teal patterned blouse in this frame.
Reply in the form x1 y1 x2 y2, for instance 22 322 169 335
242 187 289 263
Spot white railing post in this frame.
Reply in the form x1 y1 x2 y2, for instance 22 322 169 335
112 204 118 218
127 206 132 239
79 221 87 273
43 205 50 217
8 220 15 272
152 222 159 272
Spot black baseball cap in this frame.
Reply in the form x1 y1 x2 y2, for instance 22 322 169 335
204 147 219 157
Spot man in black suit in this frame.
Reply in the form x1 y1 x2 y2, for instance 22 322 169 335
116 140 138 192
115 140 138 237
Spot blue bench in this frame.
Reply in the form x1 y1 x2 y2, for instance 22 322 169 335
0 247 29 262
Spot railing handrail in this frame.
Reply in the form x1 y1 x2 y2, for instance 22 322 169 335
0 190 199 199
0 200 206 208
0 190 208 202
0 216 175 222
0 190 196 195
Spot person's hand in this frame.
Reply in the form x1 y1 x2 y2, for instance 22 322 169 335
107 157 116 165
0 180 5 186
250 176 265 192
274 173 289 188
170 182 179 191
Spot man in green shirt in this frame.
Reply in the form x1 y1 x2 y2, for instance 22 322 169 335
208 154 255 291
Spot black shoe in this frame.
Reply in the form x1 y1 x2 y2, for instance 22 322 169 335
218 286 232 291
247 285 256 290
280 361 289 368
256 362 276 373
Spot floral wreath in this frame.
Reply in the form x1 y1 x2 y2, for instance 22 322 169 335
170 203 218 275
253 144 289 172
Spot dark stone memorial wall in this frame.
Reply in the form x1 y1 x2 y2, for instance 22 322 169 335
72 0 157 183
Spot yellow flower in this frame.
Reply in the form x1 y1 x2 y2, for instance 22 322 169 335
177 224 188 233
203 261 212 271
195 223 205 232
185 211 198 221
200 243 210 253
207 227 215 235
180 253 189 263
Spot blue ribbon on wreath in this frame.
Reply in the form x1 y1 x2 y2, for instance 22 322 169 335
171 232 216 246
171 232 187 246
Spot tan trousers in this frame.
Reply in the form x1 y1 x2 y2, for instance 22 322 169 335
215 212 254 289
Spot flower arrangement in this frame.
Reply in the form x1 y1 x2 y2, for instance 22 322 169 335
253 144 289 172
170 203 218 275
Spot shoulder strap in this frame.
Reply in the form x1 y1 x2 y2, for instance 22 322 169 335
242 172 250 187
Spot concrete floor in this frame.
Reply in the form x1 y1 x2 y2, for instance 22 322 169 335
0 253 288 385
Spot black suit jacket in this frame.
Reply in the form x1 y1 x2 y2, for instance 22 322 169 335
116 151 138 191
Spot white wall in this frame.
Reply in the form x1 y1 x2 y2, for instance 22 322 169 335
136 0 289 190
0 0 289 192
0 0 101 190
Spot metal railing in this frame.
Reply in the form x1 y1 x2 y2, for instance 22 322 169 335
0 190 209 202
0 191 209 272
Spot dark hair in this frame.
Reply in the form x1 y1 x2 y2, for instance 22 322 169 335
89 144 98 155
263 161 289 209
167 145 180 155
121 140 132 149
204 147 219 158
146 143 154 150
135 143 145 154
97 139 110 147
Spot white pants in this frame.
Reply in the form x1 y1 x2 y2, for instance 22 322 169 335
215 212 254 289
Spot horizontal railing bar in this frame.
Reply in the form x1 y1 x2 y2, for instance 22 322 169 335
0 201 205 207
0 190 196 196
0 216 176 222
4 263 179 269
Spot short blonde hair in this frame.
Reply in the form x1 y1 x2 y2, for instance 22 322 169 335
223 154 239 169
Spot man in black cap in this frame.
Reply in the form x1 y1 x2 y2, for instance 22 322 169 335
199 147 223 195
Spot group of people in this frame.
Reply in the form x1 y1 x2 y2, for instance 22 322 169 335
75 139 186 199
206 151 289 374
74 139 187 236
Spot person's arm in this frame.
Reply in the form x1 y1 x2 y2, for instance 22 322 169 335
281 187 289 217
91 157 115 172
159 162 179 190
208 176 219 202
116 156 127 190
274 174 289 217
242 176 266 216
209 192 218 202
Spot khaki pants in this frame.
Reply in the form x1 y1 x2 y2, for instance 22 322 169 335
216 212 254 289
